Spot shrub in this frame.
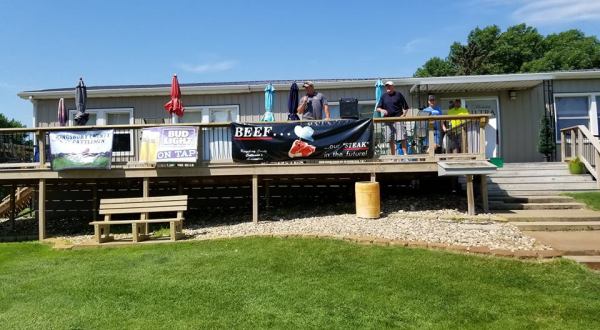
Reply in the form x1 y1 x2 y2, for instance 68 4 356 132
568 157 585 174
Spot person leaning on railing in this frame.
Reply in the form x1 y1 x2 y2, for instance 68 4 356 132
422 95 445 153
445 99 469 153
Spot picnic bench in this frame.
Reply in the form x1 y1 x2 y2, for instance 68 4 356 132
89 195 188 243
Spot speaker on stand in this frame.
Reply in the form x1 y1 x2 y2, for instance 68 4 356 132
339 98 359 119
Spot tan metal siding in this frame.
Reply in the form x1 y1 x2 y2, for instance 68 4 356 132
553 79 600 93
498 85 545 163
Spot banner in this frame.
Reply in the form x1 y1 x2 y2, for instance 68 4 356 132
140 126 198 163
49 130 113 170
232 119 373 162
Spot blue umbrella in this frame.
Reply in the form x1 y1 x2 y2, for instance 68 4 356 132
287 82 300 121
262 83 275 122
373 79 384 118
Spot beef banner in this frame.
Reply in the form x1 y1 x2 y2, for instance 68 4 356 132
232 119 373 162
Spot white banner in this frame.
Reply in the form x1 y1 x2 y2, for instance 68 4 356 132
49 130 113 170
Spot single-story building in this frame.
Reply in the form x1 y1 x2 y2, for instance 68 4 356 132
18 70 600 163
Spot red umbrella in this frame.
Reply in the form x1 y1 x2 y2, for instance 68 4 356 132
164 74 184 117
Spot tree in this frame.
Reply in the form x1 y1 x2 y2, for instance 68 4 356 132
522 29 600 72
414 57 456 77
537 115 555 161
414 24 600 76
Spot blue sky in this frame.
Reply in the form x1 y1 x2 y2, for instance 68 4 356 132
1 0 600 126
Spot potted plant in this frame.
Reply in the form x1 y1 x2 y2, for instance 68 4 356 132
568 157 585 174
537 115 555 161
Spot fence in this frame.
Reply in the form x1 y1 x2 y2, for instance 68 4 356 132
0 114 489 170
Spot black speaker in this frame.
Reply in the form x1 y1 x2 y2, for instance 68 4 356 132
339 98 359 119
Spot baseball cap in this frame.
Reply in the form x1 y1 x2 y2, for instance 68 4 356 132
302 81 314 88
384 80 394 86
428 95 436 101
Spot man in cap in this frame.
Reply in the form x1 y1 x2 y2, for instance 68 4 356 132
376 81 409 155
422 95 445 153
297 81 330 120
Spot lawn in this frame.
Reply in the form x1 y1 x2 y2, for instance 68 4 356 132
566 192 600 210
1 238 599 329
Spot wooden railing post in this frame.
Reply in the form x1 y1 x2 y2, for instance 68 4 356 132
479 117 487 159
577 128 584 159
36 130 46 168
428 119 435 159
560 130 566 161
595 151 600 188
571 129 577 159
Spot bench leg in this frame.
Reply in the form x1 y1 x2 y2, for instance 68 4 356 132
132 223 139 243
94 224 101 243
170 221 177 241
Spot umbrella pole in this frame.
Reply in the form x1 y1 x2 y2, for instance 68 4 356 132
172 113 178 124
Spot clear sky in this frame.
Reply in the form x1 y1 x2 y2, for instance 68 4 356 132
1 0 599 126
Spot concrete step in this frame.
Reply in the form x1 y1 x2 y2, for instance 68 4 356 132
488 182 599 191
563 256 600 270
488 176 593 184
489 190 599 197
523 231 600 256
491 169 573 177
511 221 600 231
495 210 600 222
488 196 576 203
499 162 567 169
489 202 585 210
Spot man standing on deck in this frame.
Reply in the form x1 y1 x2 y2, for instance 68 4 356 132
297 81 330 120
422 95 445 153
376 81 409 155
447 99 469 153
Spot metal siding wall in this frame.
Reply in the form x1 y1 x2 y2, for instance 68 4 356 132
553 79 600 93
498 85 545 163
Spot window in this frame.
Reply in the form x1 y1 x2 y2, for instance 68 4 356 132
69 108 134 156
179 105 239 123
555 96 592 141
178 105 239 161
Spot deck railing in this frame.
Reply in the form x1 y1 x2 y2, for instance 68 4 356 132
561 125 600 186
0 114 489 170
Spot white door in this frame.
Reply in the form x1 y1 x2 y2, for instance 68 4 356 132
464 98 499 158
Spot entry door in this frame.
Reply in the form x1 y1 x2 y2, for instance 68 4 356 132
464 98 499 158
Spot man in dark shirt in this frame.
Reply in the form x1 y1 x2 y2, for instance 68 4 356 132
376 81 409 155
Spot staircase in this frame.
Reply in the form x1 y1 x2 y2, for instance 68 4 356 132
0 187 33 219
487 162 600 270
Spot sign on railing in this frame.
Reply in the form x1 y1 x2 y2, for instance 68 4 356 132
49 130 113 170
231 119 373 162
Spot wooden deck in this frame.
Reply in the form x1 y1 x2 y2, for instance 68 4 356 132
0 115 491 240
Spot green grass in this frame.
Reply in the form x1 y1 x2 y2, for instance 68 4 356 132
565 192 600 210
151 227 170 238
1 238 599 329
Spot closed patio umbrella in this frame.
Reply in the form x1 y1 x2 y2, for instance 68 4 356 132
57 98 67 126
164 74 185 123
373 79 384 118
262 83 275 122
73 78 89 126
287 82 299 121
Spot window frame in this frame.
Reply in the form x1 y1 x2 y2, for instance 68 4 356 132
179 105 240 123
553 93 600 142
68 107 134 156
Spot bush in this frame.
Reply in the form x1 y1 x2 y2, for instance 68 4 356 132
568 157 586 174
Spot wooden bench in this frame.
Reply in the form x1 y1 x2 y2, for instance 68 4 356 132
89 195 188 243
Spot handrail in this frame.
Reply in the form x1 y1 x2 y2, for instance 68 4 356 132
560 125 600 184
0 114 491 133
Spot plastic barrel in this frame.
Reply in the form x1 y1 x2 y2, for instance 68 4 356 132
355 181 380 219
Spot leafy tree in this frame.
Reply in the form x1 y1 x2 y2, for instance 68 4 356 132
414 24 600 76
414 57 456 77
522 29 600 72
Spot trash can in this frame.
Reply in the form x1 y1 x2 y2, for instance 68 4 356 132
355 181 380 219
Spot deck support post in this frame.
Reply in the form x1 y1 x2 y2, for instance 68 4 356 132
142 177 149 234
36 130 46 168
480 175 488 213
466 175 475 216
38 179 46 241
9 184 16 230
252 175 259 223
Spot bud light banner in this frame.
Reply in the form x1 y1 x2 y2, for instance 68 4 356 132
140 126 198 163
232 119 373 162
49 130 113 171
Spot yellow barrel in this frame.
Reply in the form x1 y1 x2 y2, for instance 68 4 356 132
355 181 380 219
